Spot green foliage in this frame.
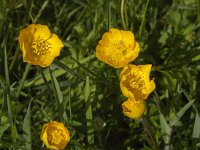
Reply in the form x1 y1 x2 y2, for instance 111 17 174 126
0 0 200 149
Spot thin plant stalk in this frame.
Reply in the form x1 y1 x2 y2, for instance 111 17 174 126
4 44 17 147
121 0 127 30
141 116 158 149
139 0 150 38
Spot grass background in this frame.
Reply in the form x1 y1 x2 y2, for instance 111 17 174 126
0 0 200 149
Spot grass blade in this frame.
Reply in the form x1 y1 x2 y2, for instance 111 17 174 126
85 76 94 144
159 113 171 150
192 112 200 138
23 100 32 149
49 67 63 104
16 63 31 99
170 100 195 127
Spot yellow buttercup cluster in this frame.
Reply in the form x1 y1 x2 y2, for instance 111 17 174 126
96 28 140 68
40 121 70 150
96 28 156 119
120 64 155 119
18 24 63 67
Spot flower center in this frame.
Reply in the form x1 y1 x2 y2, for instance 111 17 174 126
123 69 147 100
31 36 51 55
47 128 66 145
115 41 127 55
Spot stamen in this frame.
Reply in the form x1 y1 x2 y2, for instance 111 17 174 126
48 129 66 145
31 36 51 55
114 40 127 55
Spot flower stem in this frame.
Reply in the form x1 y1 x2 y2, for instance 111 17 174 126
39 67 53 102
4 43 18 148
139 0 150 38
121 0 127 30
141 116 158 149
9 48 20 73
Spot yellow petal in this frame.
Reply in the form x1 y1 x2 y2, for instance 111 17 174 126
101 32 114 45
39 55 54 67
47 34 63 57
122 99 146 119
48 145 60 150
18 28 33 59
139 64 152 81
132 42 140 57
40 125 50 148
31 24 51 40
121 30 135 44
148 80 156 94
120 75 135 99
109 28 123 41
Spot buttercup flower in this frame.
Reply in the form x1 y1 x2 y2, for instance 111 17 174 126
120 64 155 100
122 99 146 119
40 121 70 150
18 24 63 67
96 28 140 68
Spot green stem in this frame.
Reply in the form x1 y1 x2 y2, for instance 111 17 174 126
34 0 49 23
139 0 150 38
107 2 111 30
121 0 127 30
48 66 62 117
16 63 32 99
39 67 53 102
141 116 158 149
4 43 17 147
9 48 20 73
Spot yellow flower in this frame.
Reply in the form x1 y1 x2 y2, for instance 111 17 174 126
18 24 63 67
122 99 146 119
96 28 140 68
120 64 155 100
40 121 70 150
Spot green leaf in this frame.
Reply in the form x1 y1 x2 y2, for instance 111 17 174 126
53 60 85 80
192 112 200 138
84 76 94 144
85 76 90 101
50 68 63 104
159 114 171 144
23 100 32 150
170 100 195 127
0 123 10 139
72 120 82 127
